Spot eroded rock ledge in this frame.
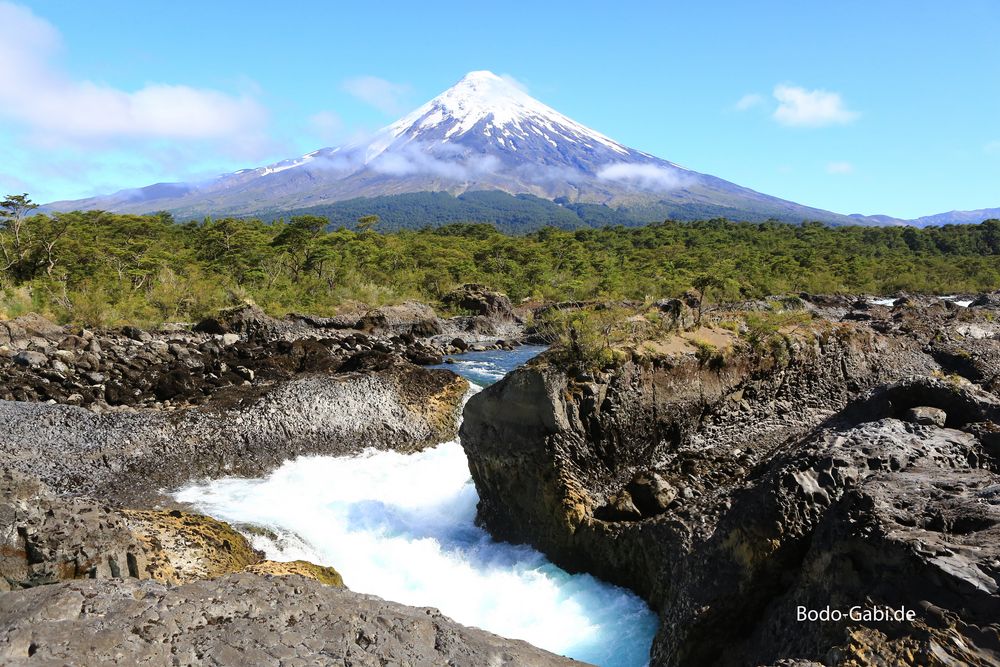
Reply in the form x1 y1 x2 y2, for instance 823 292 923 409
0 575 581 666
462 297 1000 666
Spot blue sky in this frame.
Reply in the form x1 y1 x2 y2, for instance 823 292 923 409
1 0 997 218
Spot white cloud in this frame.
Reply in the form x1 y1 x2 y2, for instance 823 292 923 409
734 93 764 111
826 161 854 174
596 163 689 191
0 2 267 144
370 142 500 180
772 84 859 127
342 76 412 115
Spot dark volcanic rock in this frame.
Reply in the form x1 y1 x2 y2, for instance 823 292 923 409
461 306 1000 666
654 387 1000 666
0 307 471 410
461 321 937 588
0 575 582 666
0 469 332 591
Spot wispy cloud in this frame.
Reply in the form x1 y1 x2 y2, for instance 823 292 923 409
370 142 500 180
0 2 267 145
734 93 764 111
826 161 854 174
342 76 412 115
597 163 689 191
985 140 1000 154
772 84 859 127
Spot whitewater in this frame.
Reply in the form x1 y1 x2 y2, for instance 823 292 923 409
175 348 658 666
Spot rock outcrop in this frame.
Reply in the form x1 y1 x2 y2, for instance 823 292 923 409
0 469 343 592
462 299 1000 666
444 283 518 320
0 361 467 506
0 575 582 666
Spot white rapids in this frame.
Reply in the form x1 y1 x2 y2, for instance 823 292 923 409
176 351 658 666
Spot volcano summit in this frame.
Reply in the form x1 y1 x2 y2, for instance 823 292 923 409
48 71 869 224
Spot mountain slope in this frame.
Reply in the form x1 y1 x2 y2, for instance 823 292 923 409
44 71 989 227
909 208 1000 227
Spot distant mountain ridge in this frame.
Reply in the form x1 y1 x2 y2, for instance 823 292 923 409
45 71 995 228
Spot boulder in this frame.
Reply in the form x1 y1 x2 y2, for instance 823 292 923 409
625 471 677 516
970 291 1000 309
12 350 46 367
905 405 947 427
443 284 516 320
121 326 151 342
357 302 443 337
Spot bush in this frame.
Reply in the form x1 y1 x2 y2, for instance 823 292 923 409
536 305 634 371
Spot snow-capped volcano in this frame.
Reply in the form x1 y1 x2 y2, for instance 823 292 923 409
365 70 633 161
45 71 861 224
271 69 692 201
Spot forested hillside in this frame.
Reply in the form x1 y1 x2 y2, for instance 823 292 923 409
265 191 816 231
3 194 999 326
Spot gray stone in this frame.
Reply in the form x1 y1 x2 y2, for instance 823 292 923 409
626 472 677 516
12 350 46 367
82 371 104 384
0 575 581 666
905 405 947 427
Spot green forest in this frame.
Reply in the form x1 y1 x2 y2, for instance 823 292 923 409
266 190 775 231
2 194 999 327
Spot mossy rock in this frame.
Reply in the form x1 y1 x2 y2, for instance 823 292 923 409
122 508 262 583
245 559 345 587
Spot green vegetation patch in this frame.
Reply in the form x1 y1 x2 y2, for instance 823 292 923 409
4 194 1000 327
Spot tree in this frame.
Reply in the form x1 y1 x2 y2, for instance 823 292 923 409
31 212 75 277
272 215 329 281
356 215 380 232
0 193 38 278
691 273 722 324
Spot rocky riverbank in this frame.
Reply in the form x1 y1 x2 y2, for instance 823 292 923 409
0 290 586 665
0 286 523 412
462 293 1000 666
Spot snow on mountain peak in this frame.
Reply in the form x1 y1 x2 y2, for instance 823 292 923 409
363 70 630 161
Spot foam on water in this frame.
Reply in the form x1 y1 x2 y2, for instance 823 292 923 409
175 346 658 666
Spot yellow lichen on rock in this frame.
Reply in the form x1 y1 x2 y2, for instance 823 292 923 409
122 508 262 583
245 560 345 587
